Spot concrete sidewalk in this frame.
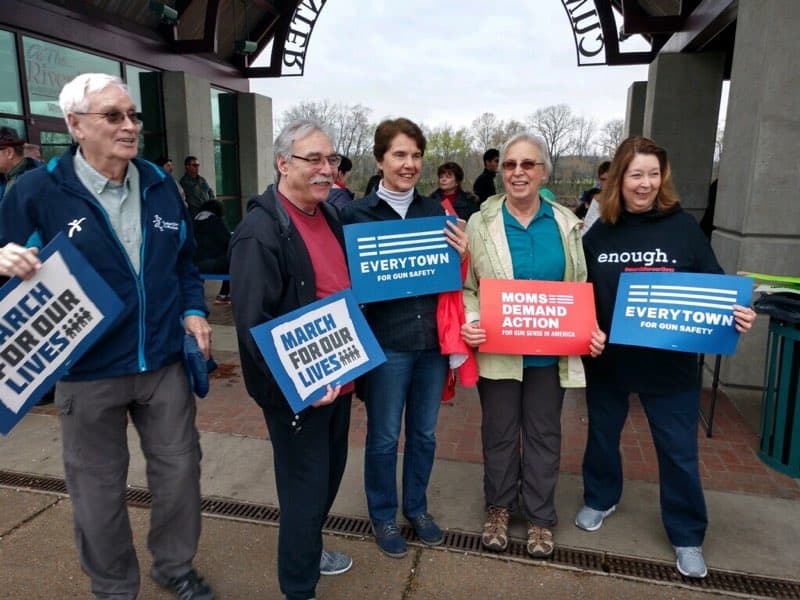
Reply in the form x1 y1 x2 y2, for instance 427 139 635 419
1 319 798 598
1 412 799 598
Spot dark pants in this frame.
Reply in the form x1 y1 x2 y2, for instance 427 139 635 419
582 383 707 546
55 362 202 599
478 365 564 527
263 393 351 600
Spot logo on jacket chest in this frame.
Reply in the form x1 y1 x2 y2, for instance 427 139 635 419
67 218 87 238
153 214 179 232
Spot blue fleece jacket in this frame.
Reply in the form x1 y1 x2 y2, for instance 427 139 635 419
0 146 207 381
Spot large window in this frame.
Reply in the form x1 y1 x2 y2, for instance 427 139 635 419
23 37 120 118
0 30 23 116
210 88 240 228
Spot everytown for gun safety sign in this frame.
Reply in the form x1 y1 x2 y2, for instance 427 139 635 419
250 289 385 414
344 216 462 303
609 272 753 354
479 279 597 355
0 234 123 434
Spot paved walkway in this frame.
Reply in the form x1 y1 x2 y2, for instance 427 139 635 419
2 292 799 598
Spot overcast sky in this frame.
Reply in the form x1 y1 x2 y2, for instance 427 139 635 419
249 0 654 131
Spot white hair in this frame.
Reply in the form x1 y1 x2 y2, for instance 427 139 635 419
500 132 553 176
58 73 130 135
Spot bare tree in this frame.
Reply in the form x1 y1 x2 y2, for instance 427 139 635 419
571 116 597 159
527 104 577 181
279 100 372 158
497 119 527 144
715 121 725 163
470 112 501 151
598 118 624 158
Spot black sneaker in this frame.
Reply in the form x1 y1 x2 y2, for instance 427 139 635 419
150 567 215 600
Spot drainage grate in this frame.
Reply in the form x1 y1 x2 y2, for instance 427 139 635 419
3 469 799 598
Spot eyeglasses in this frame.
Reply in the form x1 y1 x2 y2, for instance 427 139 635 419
74 110 144 125
291 154 341 168
501 160 545 172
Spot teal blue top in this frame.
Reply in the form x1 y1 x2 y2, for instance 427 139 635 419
502 198 566 367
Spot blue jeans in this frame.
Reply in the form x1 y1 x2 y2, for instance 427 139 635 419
362 349 448 524
582 383 707 546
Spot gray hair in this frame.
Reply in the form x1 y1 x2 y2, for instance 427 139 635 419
500 132 552 176
58 73 130 136
273 118 334 180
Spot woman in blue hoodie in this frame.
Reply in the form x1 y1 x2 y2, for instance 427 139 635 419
575 136 756 579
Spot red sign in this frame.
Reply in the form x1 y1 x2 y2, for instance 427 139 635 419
478 279 597 356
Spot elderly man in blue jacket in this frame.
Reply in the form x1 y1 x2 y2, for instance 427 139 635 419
0 73 214 600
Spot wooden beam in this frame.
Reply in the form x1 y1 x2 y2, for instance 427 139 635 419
173 0 222 54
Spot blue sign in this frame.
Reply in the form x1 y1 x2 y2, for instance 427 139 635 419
250 289 386 414
609 272 753 355
0 234 124 435
344 216 462 303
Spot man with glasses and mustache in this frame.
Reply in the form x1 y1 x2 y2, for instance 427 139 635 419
180 155 215 217
0 73 214 600
230 119 354 600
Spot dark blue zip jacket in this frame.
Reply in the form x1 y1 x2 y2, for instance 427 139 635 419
0 146 207 381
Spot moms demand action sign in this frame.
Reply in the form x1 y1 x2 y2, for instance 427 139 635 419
251 289 386 414
610 272 753 354
479 279 597 355
344 216 461 303
0 234 123 435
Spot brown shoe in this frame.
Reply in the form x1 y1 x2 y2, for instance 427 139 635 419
481 506 509 551
526 522 554 558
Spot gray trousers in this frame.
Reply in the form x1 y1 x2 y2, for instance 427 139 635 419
478 365 564 528
55 361 202 599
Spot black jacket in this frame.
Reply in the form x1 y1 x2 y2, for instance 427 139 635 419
582 205 723 393
472 168 497 203
428 187 479 222
229 185 346 410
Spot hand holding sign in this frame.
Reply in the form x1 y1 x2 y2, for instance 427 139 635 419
478 279 597 355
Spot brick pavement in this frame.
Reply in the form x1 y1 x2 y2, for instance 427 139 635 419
32 299 800 502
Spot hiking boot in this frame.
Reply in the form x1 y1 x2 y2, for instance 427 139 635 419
319 549 353 576
574 504 616 532
150 567 214 600
406 513 443 546
526 522 554 558
481 506 509 552
675 546 708 578
371 520 407 558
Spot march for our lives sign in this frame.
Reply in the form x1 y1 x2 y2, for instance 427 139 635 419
344 216 461 303
0 234 124 435
250 289 386 414
610 272 753 354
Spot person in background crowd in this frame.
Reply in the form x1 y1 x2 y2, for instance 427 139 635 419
327 154 355 209
576 136 756 579
575 161 611 219
461 132 605 558
180 155 215 216
193 199 231 304
0 72 213 599
155 155 175 175
0 126 42 201
341 118 468 559
472 148 500 204
428 161 479 222
230 119 355 600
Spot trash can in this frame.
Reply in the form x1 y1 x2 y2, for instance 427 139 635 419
755 292 800 477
